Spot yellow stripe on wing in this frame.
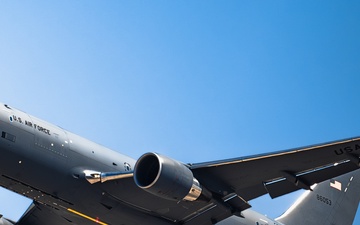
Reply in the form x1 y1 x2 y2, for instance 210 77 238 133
67 208 108 225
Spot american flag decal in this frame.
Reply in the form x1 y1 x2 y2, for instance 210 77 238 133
330 180 342 191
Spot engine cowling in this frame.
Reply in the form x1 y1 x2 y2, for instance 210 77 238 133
134 152 202 201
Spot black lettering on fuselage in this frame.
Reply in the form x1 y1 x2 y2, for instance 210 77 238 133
34 124 51 135
25 120 33 127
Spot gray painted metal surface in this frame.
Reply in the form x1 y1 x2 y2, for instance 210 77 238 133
0 103 359 225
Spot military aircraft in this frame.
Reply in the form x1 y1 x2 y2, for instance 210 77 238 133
0 103 360 225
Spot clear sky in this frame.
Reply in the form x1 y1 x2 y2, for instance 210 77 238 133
1 1 360 223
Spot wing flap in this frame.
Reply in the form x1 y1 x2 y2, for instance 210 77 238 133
264 160 359 198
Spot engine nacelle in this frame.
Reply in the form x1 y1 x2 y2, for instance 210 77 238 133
134 153 202 201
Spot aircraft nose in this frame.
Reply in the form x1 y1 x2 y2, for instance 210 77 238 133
0 104 13 123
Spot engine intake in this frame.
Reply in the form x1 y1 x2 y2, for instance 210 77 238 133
134 153 202 201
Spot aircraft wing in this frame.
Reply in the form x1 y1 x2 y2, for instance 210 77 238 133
191 136 360 200
99 136 360 225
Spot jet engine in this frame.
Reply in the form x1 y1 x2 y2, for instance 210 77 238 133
134 153 202 201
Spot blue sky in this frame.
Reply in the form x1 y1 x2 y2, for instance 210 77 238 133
1 1 360 223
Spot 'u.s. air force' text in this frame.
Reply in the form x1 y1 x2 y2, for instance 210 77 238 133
334 144 360 155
